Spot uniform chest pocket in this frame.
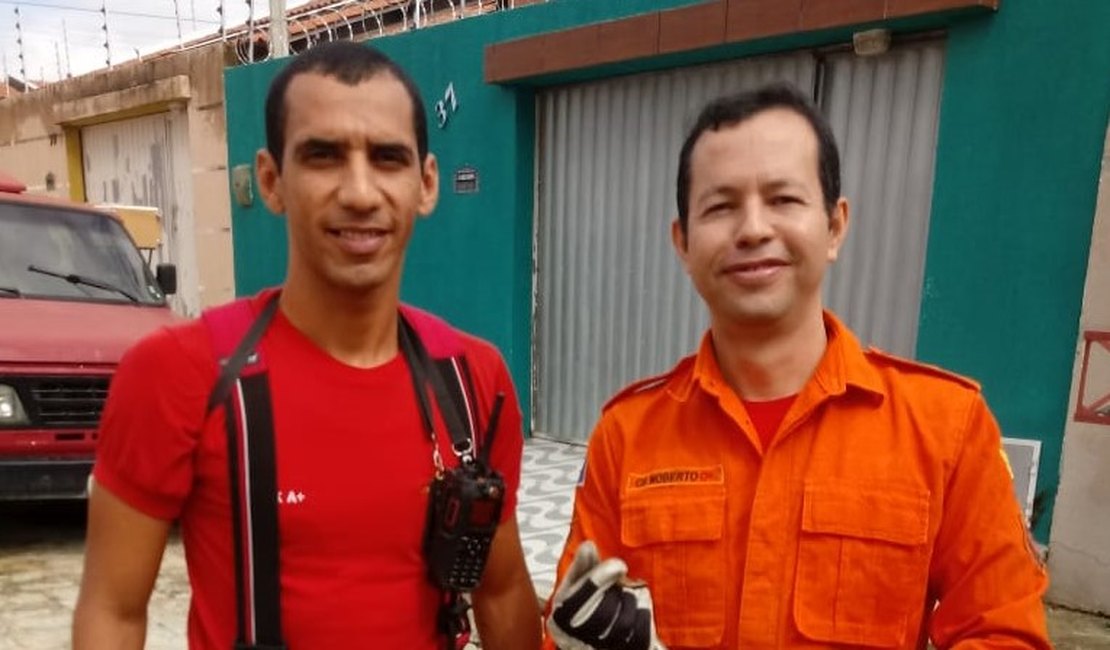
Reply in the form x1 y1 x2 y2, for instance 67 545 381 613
794 482 931 648
621 490 726 648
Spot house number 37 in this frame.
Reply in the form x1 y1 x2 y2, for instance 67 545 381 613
435 83 458 128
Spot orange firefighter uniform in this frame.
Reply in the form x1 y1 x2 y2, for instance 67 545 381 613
545 312 1049 649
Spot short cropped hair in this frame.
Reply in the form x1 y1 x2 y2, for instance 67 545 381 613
675 83 841 233
264 41 429 169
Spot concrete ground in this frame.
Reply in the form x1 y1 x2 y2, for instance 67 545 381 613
2 439 1109 649
1049 606 1110 650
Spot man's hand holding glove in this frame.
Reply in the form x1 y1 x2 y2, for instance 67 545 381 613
546 541 667 650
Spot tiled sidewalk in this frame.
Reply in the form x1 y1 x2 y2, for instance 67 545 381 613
517 436 585 601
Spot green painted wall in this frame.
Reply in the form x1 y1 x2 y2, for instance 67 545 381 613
226 0 1110 542
916 0 1110 542
224 0 702 426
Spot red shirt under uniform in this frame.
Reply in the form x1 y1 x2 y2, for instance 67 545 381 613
93 292 523 650
742 396 796 451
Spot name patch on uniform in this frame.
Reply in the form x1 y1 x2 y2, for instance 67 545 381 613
627 465 724 491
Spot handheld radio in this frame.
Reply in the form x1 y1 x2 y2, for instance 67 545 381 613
423 393 506 591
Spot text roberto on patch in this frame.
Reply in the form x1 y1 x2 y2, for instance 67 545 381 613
627 465 724 490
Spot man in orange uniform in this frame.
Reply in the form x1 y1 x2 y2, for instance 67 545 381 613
544 84 1050 649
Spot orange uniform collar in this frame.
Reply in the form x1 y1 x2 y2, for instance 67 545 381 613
674 311 887 405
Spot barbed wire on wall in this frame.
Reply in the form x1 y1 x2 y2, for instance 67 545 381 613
230 0 526 65
2 0 542 87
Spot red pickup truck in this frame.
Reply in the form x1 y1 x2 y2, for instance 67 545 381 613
0 171 179 499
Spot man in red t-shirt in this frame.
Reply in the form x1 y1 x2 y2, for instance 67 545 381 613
73 42 541 650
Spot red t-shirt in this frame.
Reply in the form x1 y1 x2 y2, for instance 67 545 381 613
93 294 523 650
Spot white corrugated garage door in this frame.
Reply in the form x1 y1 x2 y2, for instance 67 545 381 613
534 41 945 442
81 110 198 316
820 41 946 358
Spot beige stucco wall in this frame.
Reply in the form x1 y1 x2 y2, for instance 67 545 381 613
0 96 71 198
190 98 236 307
0 43 235 308
1048 119 1110 615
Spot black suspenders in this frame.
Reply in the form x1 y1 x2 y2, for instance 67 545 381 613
205 296 482 650
206 295 285 650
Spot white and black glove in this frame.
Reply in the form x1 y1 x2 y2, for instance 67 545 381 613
546 541 667 650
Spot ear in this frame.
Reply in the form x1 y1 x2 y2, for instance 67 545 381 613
255 148 285 216
671 218 690 270
826 197 850 262
417 153 440 218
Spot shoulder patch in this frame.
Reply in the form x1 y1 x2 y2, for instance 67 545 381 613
602 371 674 412
865 346 981 391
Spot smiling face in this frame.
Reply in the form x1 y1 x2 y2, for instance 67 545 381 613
256 71 438 301
673 107 848 334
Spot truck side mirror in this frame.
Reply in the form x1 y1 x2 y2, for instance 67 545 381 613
156 263 177 295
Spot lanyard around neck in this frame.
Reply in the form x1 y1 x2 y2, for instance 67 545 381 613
398 313 475 472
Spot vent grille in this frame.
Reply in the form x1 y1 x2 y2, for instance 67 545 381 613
28 377 111 428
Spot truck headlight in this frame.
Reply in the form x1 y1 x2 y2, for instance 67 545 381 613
0 385 29 425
